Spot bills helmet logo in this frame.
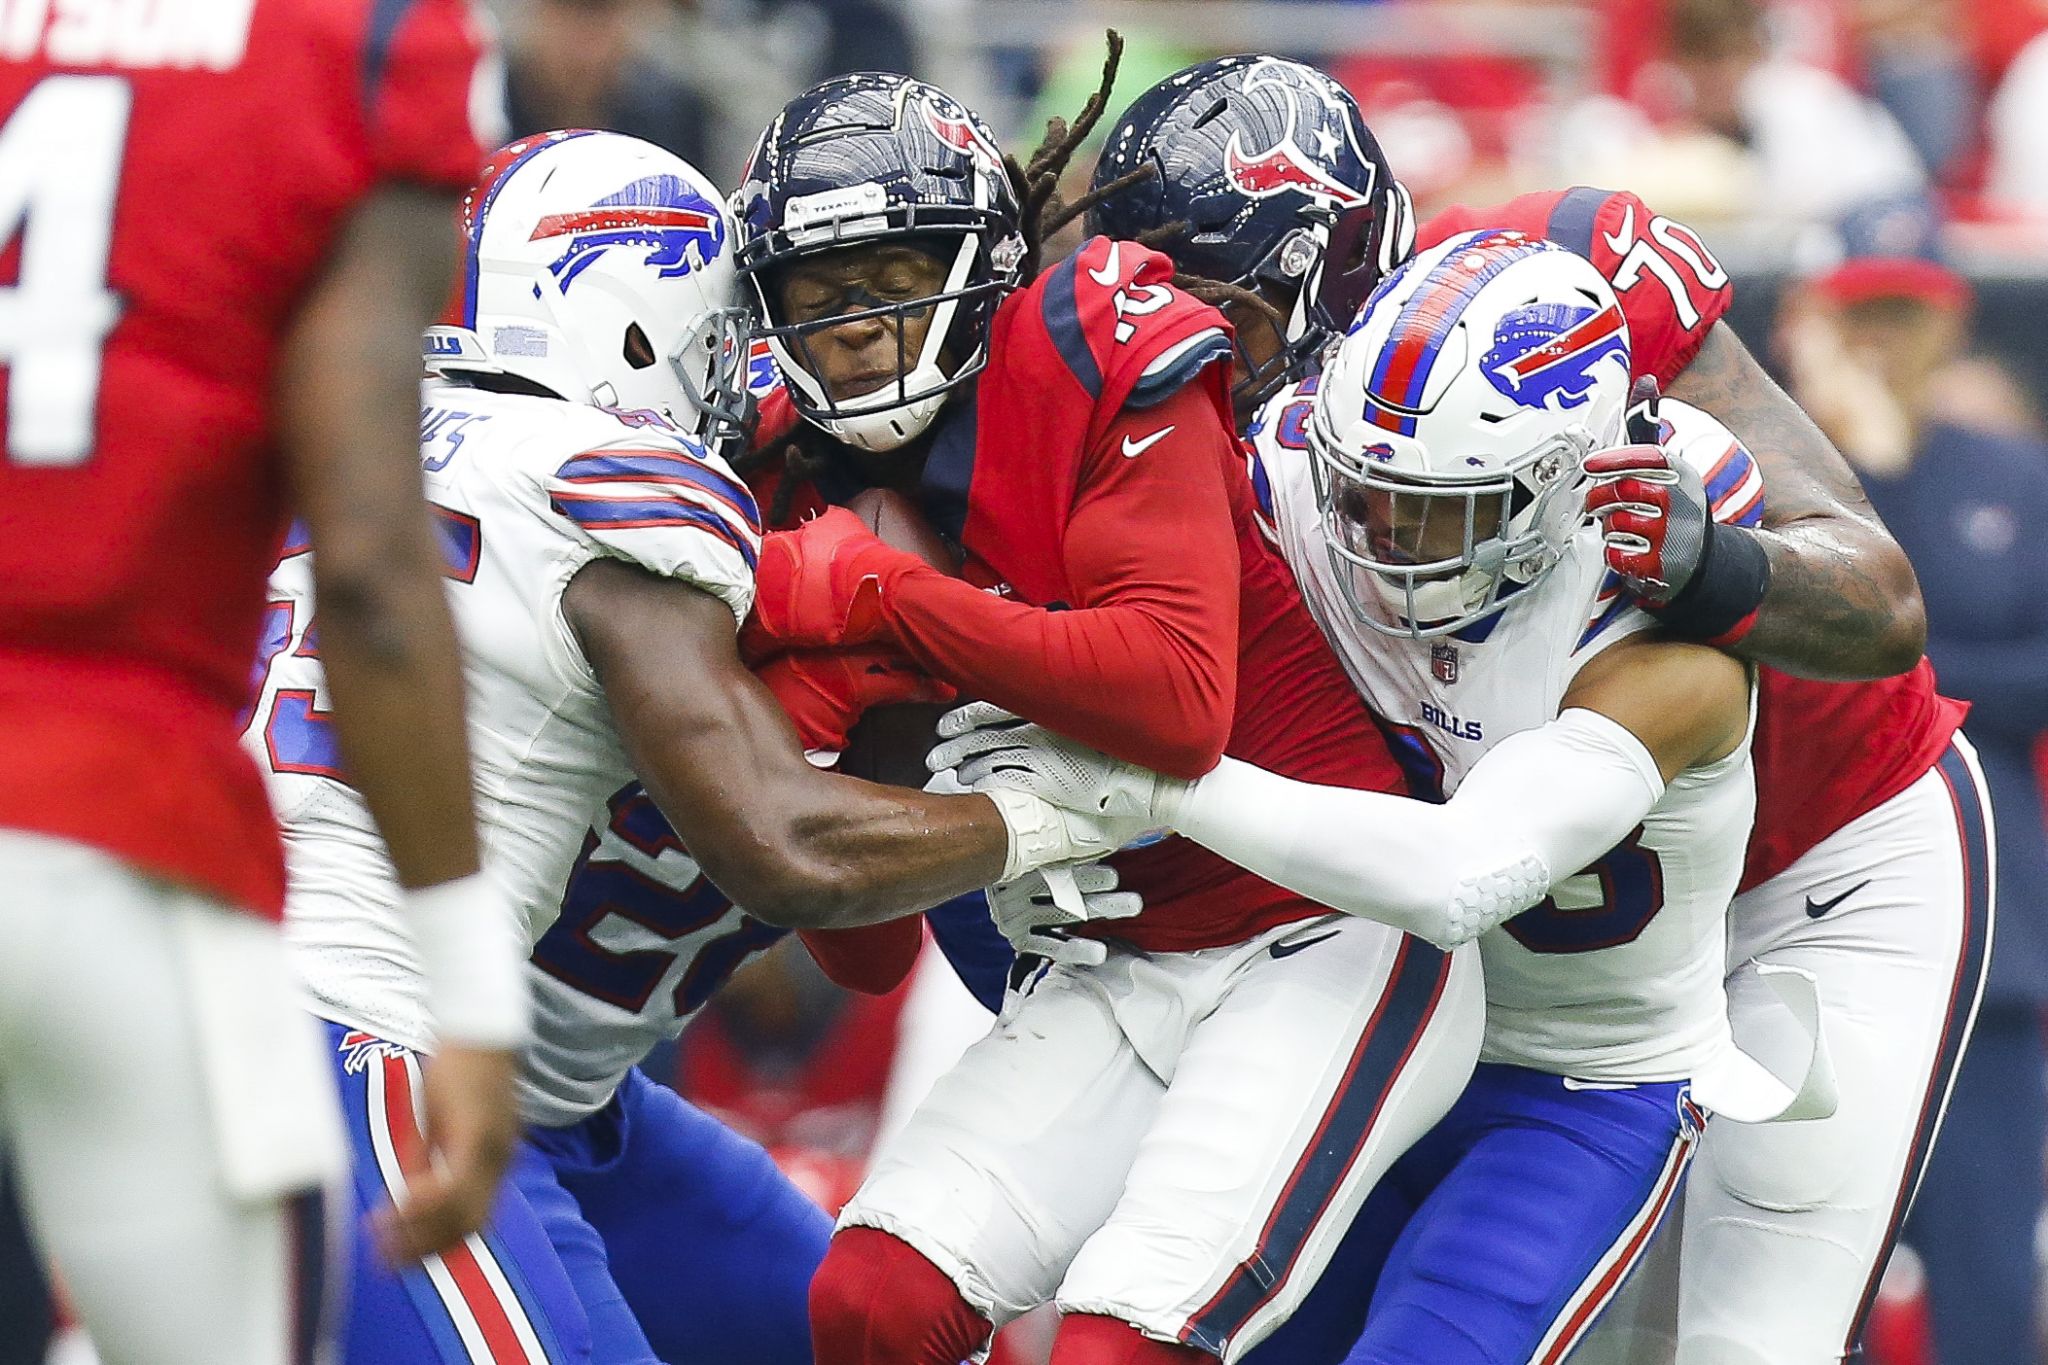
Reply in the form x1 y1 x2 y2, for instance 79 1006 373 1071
530 175 727 289
1223 60 1373 208
1361 440 1398 463
1481 301 1628 412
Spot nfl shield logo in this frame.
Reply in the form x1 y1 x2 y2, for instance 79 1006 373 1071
1431 643 1459 684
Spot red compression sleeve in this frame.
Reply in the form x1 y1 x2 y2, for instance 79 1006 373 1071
881 383 1241 779
799 920 923 996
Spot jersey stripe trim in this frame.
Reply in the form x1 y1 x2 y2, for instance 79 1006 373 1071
1841 738 1994 1356
1127 329 1233 409
556 449 762 531
549 493 760 569
1181 939 1454 1354
286 1187 329 1365
1541 187 1610 261
1040 252 1104 401
1531 1110 1701 1363
362 0 421 107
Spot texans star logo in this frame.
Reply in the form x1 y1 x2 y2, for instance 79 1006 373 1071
531 175 727 289
1481 301 1628 412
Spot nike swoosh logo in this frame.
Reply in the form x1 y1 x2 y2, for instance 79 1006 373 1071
1561 1077 1639 1092
1601 199 1636 257
1270 929 1342 959
1087 241 1122 287
1121 425 1175 458
1804 879 1872 919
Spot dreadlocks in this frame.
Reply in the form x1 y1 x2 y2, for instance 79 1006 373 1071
1005 29 1132 282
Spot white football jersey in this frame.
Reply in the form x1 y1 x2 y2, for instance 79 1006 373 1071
246 381 760 1119
1248 386 1756 1083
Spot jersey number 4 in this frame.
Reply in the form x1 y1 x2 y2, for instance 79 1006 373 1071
0 76 129 467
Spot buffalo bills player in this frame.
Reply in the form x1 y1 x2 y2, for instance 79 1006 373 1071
940 236 1808 1362
0 3 530 1361
1087 57 1991 1364
731 63 1484 1365
252 130 1123 1364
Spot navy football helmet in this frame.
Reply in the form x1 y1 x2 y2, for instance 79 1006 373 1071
1088 56 1414 413
733 74 1026 452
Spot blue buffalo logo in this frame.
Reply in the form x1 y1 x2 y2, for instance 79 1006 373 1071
1481 302 1627 412
529 175 727 290
1361 441 1397 463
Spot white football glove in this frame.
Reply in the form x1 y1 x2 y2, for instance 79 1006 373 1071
986 864 1143 968
926 702 1187 826
924 753 1149 882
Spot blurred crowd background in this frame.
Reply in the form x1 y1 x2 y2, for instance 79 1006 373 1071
491 2 2048 1363
434 3 2048 1365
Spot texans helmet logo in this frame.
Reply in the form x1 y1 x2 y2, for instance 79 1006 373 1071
1223 60 1373 208
921 97 1002 171
531 175 727 288
1481 301 1628 412
1224 133 1370 207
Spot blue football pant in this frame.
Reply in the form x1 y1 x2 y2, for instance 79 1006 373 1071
519 1068 830 1365
1253 1064 1699 1365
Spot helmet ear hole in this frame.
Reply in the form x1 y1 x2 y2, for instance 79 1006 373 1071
623 323 656 370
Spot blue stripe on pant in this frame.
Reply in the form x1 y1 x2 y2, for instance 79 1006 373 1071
1183 938 1452 1355
517 1068 831 1365
1850 740 1997 1357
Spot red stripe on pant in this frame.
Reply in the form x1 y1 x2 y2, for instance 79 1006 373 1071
379 1054 535 1365
1536 1127 1697 1364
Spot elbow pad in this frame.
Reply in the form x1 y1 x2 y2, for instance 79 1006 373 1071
1438 850 1554 947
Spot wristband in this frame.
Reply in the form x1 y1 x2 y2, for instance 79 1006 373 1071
1653 523 1771 647
408 871 530 1049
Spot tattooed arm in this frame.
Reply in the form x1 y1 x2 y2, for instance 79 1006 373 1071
1664 322 1926 680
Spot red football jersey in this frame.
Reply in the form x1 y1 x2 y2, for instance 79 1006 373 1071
0 0 496 915
758 237 1408 952
1429 187 1966 890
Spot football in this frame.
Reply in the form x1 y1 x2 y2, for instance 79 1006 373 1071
838 488 963 788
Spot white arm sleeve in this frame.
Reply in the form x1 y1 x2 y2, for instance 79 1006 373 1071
1165 708 1667 948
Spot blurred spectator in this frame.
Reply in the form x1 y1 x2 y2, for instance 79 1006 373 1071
502 0 714 168
1853 0 1982 186
1989 25 2048 217
1775 246 2048 1365
676 935 909 1212
1560 0 1925 224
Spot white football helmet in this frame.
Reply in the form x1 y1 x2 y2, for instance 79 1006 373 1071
1309 230 1632 637
425 130 749 444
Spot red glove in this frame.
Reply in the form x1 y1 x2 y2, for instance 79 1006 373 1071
754 645 955 755
741 507 929 659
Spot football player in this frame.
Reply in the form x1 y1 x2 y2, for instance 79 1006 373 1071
0 3 529 1361
732 65 1484 1365
248 130 1120 1363
938 235 1796 1362
1087 57 1990 1364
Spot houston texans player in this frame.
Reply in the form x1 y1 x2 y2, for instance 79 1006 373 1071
732 63 1484 1365
0 3 527 1361
941 236 1812 1362
249 129 1126 1364
1088 57 1990 1364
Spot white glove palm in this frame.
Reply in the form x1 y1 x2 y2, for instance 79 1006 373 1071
986 864 1143 968
927 702 1185 826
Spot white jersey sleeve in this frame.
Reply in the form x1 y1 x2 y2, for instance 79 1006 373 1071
255 386 760 1055
540 434 761 625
